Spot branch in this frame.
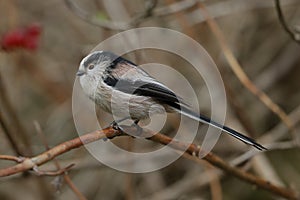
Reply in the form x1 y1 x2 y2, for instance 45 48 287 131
154 0 197 16
0 72 32 156
0 155 24 162
32 163 75 176
196 2 296 137
130 0 158 27
274 0 300 44
0 111 22 155
63 0 130 31
0 128 116 177
64 0 158 30
0 126 298 199
34 121 87 200
147 131 297 199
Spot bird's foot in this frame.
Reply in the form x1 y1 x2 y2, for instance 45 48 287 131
103 120 125 140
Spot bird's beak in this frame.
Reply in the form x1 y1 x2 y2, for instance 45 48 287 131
76 70 85 76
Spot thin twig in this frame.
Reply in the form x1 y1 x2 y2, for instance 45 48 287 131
0 110 23 155
222 72 256 137
185 0 299 26
222 68 285 185
147 130 297 200
0 72 32 156
165 0 197 38
33 164 75 176
232 104 300 166
254 42 299 91
0 126 297 199
64 0 158 30
130 0 158 27
196 2 296 138
231 141 297 167
0 155 24 162
145 104 300 200
204 162 222 200
34 121 87 200
0 128 116 177
64 0 130 30
274 0 300 44
154 0 197 16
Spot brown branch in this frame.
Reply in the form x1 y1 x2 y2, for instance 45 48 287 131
0 155 24 162
196 2 296 137
0 127 117 177
34 121 87 200
33 163 75 176
146 104 300 199
274 0 300 44
0 126 298 199
204 162 222 200
148 131 297 199
63 175 87 200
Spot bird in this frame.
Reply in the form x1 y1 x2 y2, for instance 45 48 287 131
76 51 266 150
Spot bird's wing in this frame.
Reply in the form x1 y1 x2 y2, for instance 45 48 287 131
103 62 266 151
104 74 186 108
103 62 187 108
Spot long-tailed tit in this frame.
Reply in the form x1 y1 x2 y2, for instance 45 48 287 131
77 51 266 150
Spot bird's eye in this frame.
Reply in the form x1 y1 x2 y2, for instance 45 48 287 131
88 64 95 70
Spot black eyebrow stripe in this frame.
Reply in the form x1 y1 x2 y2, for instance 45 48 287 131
83 52 101 67
84 51 137 69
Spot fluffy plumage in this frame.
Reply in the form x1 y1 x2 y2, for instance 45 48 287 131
77 51 266 150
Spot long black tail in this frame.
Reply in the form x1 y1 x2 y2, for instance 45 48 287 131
174 106 267 151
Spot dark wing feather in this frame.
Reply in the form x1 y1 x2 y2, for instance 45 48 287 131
103 75 185 109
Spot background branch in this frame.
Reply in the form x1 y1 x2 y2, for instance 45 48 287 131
274 0 300 44
196 2 296 137
34 121 87 200
1 0 299 199
64 0 130 30
64 0 158 30
0 126 298 199
0 72 32 156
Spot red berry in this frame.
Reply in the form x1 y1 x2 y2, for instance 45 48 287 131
1 23 41 51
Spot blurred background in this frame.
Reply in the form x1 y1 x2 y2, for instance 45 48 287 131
0 0 300 199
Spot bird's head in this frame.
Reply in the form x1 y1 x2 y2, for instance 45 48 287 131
77 51 119 78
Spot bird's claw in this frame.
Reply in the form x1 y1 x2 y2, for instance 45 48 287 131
103 121 125 140
110 120 122 131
